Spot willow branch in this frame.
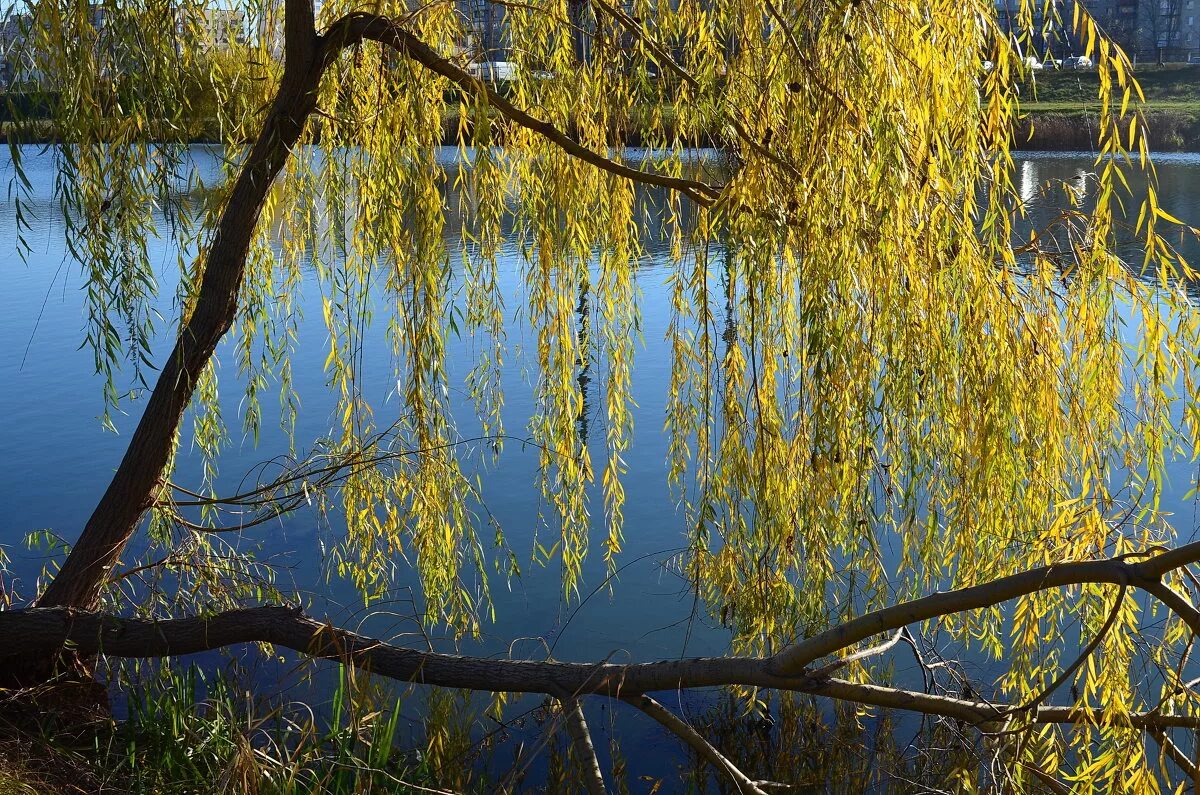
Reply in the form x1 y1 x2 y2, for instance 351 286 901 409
1142 580 1200 637
320 12 722 206
621 694 768 795
769 544 1200 676
562 698 607 795
759 0 860 123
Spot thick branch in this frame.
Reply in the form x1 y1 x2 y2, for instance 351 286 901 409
562 698 607 795
5 606 1200 731
1149 728 1200 783
321 12 723 206
769 554 1176 676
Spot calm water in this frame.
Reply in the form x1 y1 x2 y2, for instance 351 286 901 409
3 148 1200 785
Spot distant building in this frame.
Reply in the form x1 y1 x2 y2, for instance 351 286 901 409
1078 0 1142 52
1142 0 1200 59
0 11 44 88
0 14 23 87
993 0 1199 61
993 0 1080 57
198 7 247 50
457 0 507 62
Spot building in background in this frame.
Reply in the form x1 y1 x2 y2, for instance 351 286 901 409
1079 0 1141 53
993 0 1199 61
1140 0 1200 60
0 14 24 86
457 0 507 62
198 6 247 50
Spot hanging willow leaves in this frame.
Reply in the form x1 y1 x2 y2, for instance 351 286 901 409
10 0 1200 787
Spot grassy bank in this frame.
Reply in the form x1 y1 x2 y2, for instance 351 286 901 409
0 668 448 795
1027 64 1200 105
1017 65 1200 151
1015 108 1200 151
8 65 1200 151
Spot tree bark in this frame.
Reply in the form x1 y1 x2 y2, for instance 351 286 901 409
2 604 1199 731
37 0 322 611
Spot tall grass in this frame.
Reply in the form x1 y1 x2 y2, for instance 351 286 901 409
0 666 451 794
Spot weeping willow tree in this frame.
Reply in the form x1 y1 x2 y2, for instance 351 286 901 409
5 0 1200 789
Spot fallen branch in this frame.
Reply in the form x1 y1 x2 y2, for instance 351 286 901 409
562 698 607 795
2 605 1199 731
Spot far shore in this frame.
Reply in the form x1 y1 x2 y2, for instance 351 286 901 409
6 96 1200 153
7 65 1200 150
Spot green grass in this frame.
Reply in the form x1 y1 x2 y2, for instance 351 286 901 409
0 667 449 795
1025 64 1200 108
0 773 40 795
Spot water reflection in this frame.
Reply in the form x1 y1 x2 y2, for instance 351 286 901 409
3 147 1200 789
1014 153 1200 293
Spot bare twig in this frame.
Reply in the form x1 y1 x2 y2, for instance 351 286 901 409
807 629 906 680
1148 728 1200 787
622 694 774 794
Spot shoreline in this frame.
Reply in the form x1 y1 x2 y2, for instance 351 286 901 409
6 108 1200 153
1014 108 1200 152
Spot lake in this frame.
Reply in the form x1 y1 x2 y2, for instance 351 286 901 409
3 148 1200 788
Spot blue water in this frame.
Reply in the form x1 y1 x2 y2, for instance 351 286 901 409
4 148 1200 786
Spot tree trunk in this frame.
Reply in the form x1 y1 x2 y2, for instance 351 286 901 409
35 0 320 613
30 0 719 627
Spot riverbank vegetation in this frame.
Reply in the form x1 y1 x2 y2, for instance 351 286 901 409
5 0 1200 791
1019 65 1200 150
7 63 1200 151
0 667 445 794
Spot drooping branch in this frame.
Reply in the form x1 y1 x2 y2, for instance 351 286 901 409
587 0 800 180
320 12 724 206
34 0 722 615
1020 763 1072 795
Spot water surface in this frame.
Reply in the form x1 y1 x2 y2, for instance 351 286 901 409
3 148 1200 786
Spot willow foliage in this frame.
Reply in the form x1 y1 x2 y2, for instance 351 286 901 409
9 0 1200 787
